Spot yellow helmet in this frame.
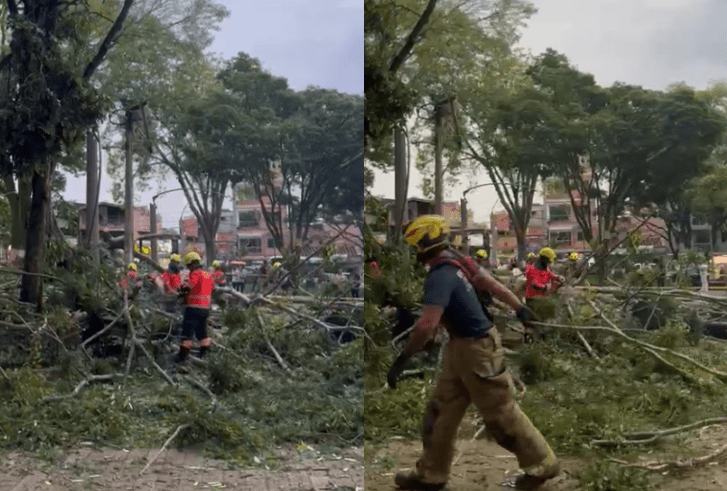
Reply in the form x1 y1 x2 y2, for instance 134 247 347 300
170 254 181 263
184 252 202 265
127 262 137 271
568 251 579 261
272 262 281 269
527 252 537 261
539 247 556 261
212 260 221 269
404 215 450 253
476 249 488 259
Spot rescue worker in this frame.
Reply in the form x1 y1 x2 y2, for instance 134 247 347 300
525 248 564 302
211 260 227 287
175 252 214 362
389 215 559 491
121 262 139 290
161 255 182 294
474 249 489 268
563 251 578 276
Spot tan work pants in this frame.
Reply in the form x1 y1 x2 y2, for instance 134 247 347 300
415 329 557 484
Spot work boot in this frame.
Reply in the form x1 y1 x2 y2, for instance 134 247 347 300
198 346 208 359
505 462 560 490
394 472 446 491
173 345 191 364
512 473 548 490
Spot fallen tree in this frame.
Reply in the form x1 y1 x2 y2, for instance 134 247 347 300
0 244 363 464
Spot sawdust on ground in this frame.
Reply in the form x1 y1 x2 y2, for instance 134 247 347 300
365 418 727 490
0 444 363 491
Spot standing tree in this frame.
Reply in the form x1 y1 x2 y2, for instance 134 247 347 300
461 88 556 260
282 88 364 245
0 0 135 306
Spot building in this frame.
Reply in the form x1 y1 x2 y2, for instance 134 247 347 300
78 202 162 248
542 178 593 252
490 204 547 259
232 182 287 260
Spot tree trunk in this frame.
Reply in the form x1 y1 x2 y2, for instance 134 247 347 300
5 174 30 254
202 227 215 266
516 228 527 263
20 161 52 308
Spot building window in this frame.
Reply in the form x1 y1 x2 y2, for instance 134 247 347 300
238 211 259 228
694 229 711 245
549 231 572 245
237 186 256 201
692 215 708 227
266 236 283 249
107 207 120 222
577 231 585 242
549 205 570 222
239 237 262 253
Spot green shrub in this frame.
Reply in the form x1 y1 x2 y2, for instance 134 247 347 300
578 461 651 491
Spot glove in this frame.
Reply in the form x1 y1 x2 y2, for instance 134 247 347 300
387 354 407 389
516 306 537 327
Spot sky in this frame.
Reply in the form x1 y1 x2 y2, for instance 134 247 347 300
62 0 363 230
369 0 727 223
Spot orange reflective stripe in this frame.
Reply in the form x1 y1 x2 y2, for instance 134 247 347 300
181 339 193 349
200 337 212 347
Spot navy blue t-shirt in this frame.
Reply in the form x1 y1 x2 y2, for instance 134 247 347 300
422 264 492 338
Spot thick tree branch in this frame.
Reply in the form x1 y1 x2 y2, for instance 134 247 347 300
83 0 135 80
389 0 438 73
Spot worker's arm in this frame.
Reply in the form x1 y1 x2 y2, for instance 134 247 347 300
400 305 443 359
473 268 522 312
387 305 443 388
473 268 536 327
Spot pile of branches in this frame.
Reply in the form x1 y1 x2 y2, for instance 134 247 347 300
0 245 363 462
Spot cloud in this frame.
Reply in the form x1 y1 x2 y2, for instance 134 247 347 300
518 0 727 91
209 0 361 93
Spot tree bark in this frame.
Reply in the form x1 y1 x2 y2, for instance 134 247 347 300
4 174 30 253
20 159 53 308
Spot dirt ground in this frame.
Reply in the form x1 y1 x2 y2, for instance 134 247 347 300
365 418 727 490
0 444 363 491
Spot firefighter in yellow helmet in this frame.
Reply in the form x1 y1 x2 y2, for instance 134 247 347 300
120 262 140 291
174 252 215 362
474 248 489 268
391 215 559 491
525 248 564 299
211 260 226 287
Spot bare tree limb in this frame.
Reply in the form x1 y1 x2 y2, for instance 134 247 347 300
83 0 135 80
139 424 191 475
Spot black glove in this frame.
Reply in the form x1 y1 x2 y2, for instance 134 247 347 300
516 306 537 327
387 354 407 389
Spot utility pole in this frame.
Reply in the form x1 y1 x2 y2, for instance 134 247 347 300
460 197 468 251
150 202 158 263
394 122 408 240
85 130 99 262
434 97 455 215
124 110 134 265
434 101 445 215
490 212 498 267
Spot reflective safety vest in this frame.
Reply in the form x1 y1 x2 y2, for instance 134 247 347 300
121 270 138 289
162 271 181 293
525 263 559 298
185 269 214 309
212 269 226 286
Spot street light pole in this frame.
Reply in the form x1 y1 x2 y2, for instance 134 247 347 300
151 188 185 262
460 182 496 251
124 110 134 265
